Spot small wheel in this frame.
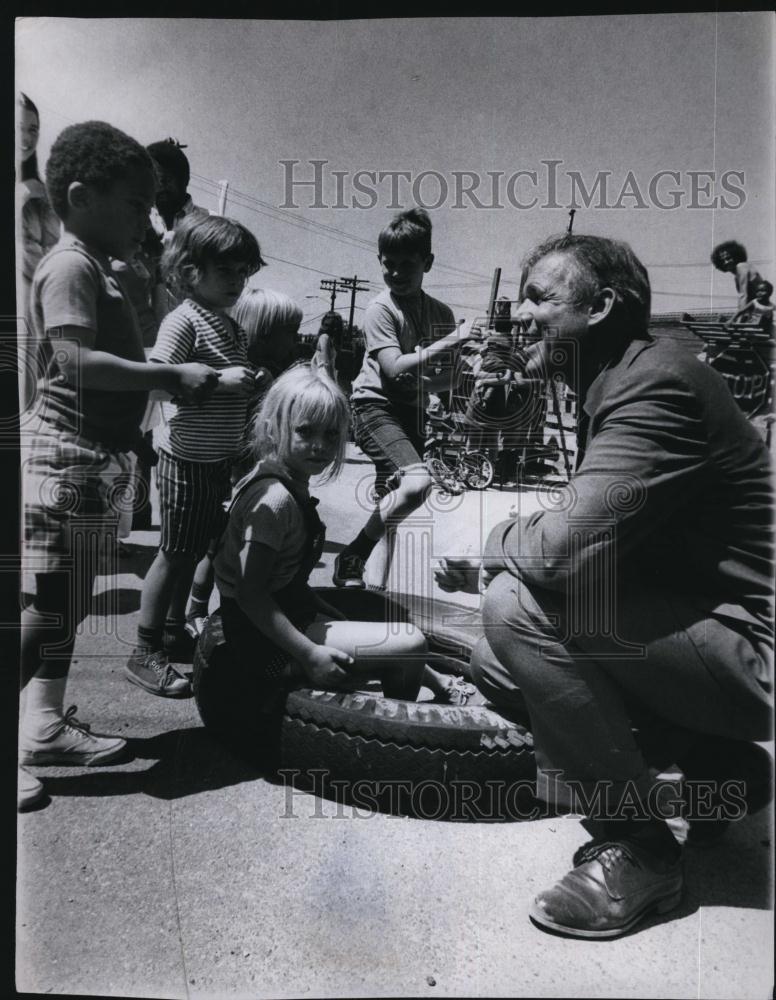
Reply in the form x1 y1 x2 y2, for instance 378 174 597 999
462 451 494 490
427 456 458 494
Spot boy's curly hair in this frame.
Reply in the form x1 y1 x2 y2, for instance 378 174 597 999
161 214 266 296
378 206 433 258
45 120 155 220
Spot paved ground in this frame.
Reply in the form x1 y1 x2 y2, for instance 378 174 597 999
17 447 774 999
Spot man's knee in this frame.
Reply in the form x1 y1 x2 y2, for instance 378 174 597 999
481 570 554 636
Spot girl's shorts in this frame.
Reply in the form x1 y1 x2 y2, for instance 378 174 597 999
157 450 232 558
22 429 134 576
351 400 428 499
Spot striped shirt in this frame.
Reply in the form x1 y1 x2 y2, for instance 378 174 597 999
150 298 252 462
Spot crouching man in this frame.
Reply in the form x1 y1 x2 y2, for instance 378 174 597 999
437 233 773 938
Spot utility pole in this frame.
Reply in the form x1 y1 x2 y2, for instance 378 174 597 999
486 267 502 329
319 278 341 312
216 180 229 216
338 275 371 338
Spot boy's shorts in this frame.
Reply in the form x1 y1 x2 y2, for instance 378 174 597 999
351 399 428 500
22 428 134 576
157 450 232 557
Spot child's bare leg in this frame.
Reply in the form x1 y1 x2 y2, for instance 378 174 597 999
127 549 196 697
20 568 126 765
335 464 432 589
305 618 427 700
187 549 216 622
166 558 199 624
138 549 197 637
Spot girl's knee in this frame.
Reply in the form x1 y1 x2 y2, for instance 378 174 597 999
390 622 427 658
397 469 432 505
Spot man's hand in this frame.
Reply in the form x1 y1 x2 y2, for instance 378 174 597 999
217 365 256 397
301 645 354 688
174 363 221 404
435 556 483 595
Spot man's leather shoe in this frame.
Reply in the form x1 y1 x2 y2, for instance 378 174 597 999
530 839 683 938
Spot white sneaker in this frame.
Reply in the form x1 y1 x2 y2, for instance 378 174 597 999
18 766 45 810
19 706 127 767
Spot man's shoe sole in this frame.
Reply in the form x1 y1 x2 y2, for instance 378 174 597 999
529 886 683 939
20 742 128 768
124 666 192 698
332 577 366 589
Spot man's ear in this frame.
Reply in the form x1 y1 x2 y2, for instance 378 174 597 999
424 253 434 273
588 287 615 327
67 181 91 212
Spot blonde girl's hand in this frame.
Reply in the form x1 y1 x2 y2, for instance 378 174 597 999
301 645 354 688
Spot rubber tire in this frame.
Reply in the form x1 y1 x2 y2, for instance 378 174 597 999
192 594 535 791
461 451 494 490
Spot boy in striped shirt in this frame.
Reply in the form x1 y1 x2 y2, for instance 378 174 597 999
127 215 265 697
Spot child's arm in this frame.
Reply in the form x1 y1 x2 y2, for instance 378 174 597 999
376 321 482 381
235 541 353 686
153 310 255 397
726 300 756 328
49 325 220 403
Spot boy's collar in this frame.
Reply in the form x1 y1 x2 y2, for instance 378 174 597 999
60 231 113 270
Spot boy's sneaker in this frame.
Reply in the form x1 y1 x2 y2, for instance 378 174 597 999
19 706 128 767
332 552 367 588
125 648 192 698
18 766 45 810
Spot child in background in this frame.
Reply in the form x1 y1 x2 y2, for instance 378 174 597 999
19 121 219 808
185 288 302 637
16 93 61 415
312 311 339 381
127 215 265 698
727 279 774 330
16 93 61 312
334 208 480 586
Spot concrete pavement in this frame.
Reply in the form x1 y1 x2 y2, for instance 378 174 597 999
16 446 774 998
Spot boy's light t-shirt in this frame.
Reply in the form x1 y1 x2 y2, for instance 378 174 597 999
214 460 310 599
351 288 455 407
29 234 147 450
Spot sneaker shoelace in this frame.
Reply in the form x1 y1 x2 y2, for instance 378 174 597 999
146 651 184 686
60 705 96 741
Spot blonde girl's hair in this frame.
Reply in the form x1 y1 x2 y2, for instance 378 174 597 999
232 288 303 347
251 363 350 482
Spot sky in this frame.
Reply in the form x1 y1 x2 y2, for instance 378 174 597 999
15 14 775 327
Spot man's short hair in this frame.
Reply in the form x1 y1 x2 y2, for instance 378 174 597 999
45 120 154 221
711 240 748 269
522 233 651 332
